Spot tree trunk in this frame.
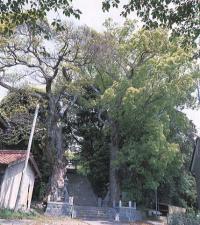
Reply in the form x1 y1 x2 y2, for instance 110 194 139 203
109 120 120 206
50 159 67 201
46 95 66 201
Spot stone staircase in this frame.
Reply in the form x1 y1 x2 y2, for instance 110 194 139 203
45 172 144 221
67 173 98 206
73 205 115 220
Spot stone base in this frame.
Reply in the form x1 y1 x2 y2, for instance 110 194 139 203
45 201 144 222
45 202 73 217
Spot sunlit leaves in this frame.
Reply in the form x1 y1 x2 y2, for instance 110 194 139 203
0 0 82 34
102 0 200 44
90 22 199 204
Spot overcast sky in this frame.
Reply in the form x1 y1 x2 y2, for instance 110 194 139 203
0 0 199 132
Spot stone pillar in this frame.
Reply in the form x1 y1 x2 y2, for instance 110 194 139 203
64 177 69 202
119 200 122 207
47 195 51 202
98 197 102 207
115 213 119 221
69 196 74 205
129 201 132 208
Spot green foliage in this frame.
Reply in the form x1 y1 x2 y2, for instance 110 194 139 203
0 89 44 146
75 108 110 197
0 20 199 207
0 90 51 200
65 150 76 161
83 21 199 206
0 1 81 34
0 209 36 219
169 213 200 225
1 0 199 45
102 0 200 44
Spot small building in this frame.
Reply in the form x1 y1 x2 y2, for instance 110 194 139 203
158 203 186 216
0 150 41 210
190 137 200 208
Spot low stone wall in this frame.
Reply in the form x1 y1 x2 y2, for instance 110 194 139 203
45 202 73 217
117 207 144 222
45 201 144 222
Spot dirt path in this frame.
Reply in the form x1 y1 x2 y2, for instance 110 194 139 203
0 218 88 225
84 219 129 225
0 218 165 225
83 220 165 225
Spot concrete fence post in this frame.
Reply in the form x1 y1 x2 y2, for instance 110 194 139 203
133 202 136 209
47 195 51 202
98 197 102 207
129 201 132 208
119 200 122 207
69 196 74 205
115 213 119 221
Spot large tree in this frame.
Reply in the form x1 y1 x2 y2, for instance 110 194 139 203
0 21 97 205
81 20 199 205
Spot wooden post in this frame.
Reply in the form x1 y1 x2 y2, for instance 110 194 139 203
14 104 39 211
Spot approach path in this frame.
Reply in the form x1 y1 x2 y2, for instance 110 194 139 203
84 219 165 225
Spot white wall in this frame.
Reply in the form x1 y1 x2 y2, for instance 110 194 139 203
20 163 35 210
0 161 35 210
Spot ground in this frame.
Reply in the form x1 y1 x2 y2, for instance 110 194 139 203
0 217 87 225
0 217 166 225
85 220 166 225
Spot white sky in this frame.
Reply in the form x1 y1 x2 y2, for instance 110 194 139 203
0 0 200 132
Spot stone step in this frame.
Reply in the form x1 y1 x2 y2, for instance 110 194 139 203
45 202 144 222
73 206 115 219
67 173 97 206
76 211 110 216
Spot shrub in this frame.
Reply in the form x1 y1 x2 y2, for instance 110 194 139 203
0 209 36 219
169 213 200 225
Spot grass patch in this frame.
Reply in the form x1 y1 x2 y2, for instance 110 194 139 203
0 209 36 220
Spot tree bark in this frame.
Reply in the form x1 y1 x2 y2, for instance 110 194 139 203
109 120 120 206
46 94 66 201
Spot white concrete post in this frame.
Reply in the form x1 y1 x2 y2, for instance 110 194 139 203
115 213 119 221
47 195 51 202
119 200 122 207
129 201 132 208
71 208 76 218
69 196 74 205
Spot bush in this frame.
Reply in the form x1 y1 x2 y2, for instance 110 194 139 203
168 213 200 225
0 209 36 219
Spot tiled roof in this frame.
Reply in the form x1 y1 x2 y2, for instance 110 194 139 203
0 150 27 164
0 150 41 177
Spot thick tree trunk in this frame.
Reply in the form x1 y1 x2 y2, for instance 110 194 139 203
50 159 67 201
46 95 66 201
109 120 120 206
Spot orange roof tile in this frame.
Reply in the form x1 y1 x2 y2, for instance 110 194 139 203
0 150 41 177
0 150 27 164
